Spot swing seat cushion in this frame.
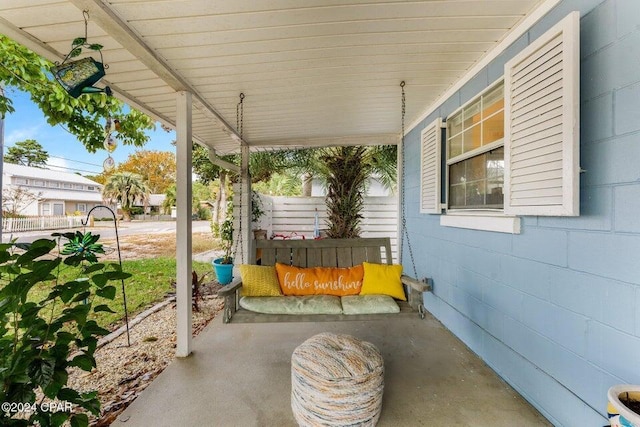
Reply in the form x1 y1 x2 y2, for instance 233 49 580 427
341 295 400 315
239 295 343 315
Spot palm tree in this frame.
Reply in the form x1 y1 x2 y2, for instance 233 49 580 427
102 172 150 221
163 184 176 215
295 145 397 238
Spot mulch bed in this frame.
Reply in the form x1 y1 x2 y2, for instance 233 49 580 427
67 281 224 426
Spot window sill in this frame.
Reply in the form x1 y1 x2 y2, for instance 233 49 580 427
440 211 521 234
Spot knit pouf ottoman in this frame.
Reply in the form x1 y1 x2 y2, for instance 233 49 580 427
291 332 384 427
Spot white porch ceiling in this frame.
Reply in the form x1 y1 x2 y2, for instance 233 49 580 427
0 0 543 154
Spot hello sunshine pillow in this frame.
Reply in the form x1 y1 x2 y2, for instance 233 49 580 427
275 263 364 296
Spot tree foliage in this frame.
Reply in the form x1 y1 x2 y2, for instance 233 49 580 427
252 172 301 196
192 144 303 185
4 139 49 167
116 150 176 194
2 187 42 217
0 35 155 152
192 145 224 184
101 172 149 221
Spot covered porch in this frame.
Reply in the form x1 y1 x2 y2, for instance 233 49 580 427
115 313 549 426
0 0 553 359
3 0 637 425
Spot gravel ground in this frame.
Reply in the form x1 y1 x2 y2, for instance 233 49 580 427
67 282 224 426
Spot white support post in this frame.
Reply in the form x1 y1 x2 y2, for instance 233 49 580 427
396 137 404 265
175 91 193 358
240 143 251 264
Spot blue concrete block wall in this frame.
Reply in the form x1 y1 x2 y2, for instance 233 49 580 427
401 0 640 424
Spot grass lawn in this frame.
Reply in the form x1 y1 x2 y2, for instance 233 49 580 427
27 258 214 329
22 231 222 330
96 258 213 328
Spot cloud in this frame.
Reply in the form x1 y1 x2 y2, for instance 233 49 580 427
5 126 42 146
46 157 69 172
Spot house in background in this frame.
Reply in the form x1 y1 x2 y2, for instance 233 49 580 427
147 193 167 214
2 163 103 216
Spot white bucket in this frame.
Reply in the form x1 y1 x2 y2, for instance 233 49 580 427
608 385 640 427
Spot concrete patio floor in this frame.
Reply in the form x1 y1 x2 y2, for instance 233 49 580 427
116 313 550 426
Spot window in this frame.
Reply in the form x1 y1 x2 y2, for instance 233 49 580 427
42 203 51 216
418 12 581 233
74 184 84 190
49 181 60 188
76 203 86 212
87 186 96 191
63 183 72 189
447 82 505 210
32 180 45 187
15 178 28 185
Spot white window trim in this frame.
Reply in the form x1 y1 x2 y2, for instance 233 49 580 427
440 211 521 234
440 83 517 233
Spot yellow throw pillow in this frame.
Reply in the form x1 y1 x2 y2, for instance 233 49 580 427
360 262 406 301
239 265 282 297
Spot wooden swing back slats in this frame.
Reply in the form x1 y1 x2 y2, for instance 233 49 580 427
256 238 392 269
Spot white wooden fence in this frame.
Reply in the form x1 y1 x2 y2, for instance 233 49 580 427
234 194 399 262
2 216 86 233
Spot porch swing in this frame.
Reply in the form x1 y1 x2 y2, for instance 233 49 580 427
218 84 430 324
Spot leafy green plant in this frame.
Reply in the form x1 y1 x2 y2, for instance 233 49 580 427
0 233 131 426
60 231 105 264
219 215 234 264
251 191 265 225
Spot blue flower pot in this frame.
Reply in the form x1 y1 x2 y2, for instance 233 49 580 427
212 258 234 285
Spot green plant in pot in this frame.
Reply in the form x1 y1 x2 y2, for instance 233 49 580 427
212 213 234 285
251 191 267 240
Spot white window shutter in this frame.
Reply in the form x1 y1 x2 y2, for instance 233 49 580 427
504 12 580 216
420 117 442 214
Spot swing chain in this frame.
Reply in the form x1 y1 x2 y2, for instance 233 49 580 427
400 81 418 278
233 93 245 263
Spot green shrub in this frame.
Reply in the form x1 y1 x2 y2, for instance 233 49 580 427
0 232 130 426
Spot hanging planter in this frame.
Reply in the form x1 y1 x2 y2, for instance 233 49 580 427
52 11 111 98
608 385 640 427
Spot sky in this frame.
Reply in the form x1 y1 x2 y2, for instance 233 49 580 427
1 86 176 176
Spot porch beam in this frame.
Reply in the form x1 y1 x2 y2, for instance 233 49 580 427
248 133 398 148
175 91 193 358
69 0 242 142
207 148 240 174
0 16 177 133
